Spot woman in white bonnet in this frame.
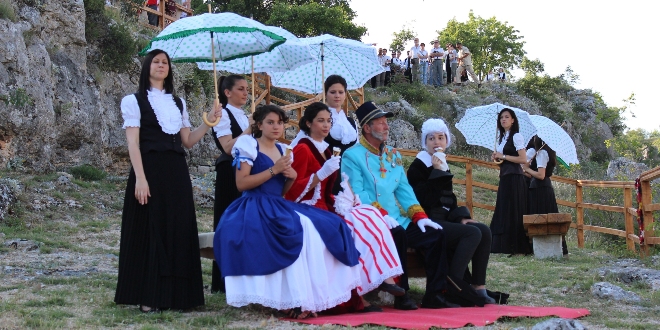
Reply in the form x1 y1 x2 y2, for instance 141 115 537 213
406 118 496 305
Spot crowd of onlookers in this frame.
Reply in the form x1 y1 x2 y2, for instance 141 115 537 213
371 37 506 88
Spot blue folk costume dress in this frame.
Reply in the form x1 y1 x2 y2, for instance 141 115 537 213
213 135 361 312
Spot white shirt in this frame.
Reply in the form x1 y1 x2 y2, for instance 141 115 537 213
211 103 249 138
410 45 422 59
392 57 404 68
418 49 428 62
383 55 392 71
535 150 549 168
430 47 445 60
329 107 358 145
496 131 525 153
121 88 191 134
448 49 458 64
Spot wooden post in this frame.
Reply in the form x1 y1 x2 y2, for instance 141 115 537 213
465 162 473 215
159 0 165 30
265 74 271 105
641 179 654 256
624 187 635 251
576 183 585 248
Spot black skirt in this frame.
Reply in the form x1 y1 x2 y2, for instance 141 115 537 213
115 150 204 310
211 160 241 292
490 174 532 255
528 185 559 214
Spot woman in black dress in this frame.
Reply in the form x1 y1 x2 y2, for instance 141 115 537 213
210 75 251 293
489 108 532 255
407 118 495 304
115 49 221 313
523 136 568 255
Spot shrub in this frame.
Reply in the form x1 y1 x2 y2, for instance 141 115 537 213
83 0 138 72
0 0 16 23
69 164 107 181
386 82 436 105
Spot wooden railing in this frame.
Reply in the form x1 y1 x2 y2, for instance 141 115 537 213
132 1 193 30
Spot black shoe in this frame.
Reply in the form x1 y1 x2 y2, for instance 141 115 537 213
393 293 418 310
421 294 461 309
378 282 406 296
360 304 383 313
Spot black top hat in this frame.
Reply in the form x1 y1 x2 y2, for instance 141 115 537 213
355 101 394 126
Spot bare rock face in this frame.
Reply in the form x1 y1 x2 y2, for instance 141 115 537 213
607 157 649 180
387 119 420 150
531 318 586 330
0 0 218 174
591 282 641 303
0 178 22 221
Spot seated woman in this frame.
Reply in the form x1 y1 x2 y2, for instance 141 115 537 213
213 105 361 319
286 102 405 312
406 118 495 304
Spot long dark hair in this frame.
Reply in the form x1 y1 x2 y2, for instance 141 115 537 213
251 105 289 138
138 49 174 98
497 108 520 143
534 136 557 173
218 74 246 107
324 75 347 95
299 102 332 135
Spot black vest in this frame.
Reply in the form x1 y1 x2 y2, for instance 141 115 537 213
530 150 554 188
213 107 244 165
499 133 523 177
134 93 185 155
324 117 357 155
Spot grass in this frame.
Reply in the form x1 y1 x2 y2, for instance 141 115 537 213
0 0 17 23
2 167 660 329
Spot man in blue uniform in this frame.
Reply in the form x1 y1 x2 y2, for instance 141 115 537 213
342 101 454 309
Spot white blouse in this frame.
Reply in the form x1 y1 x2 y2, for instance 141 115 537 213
328 107 358 145
121 88 191 134
212 104 250 138
232 135 292 167
496 131 525 153
526 148 536 162
535 150 549 168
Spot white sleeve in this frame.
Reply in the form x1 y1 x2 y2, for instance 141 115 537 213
232 135 258 166
212 109 232 138
513 133 526 151
121 95 141 129
181 98 191 128
526 148 536 162
536 150 549 168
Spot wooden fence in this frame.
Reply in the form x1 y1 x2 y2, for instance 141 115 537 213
133 1 193 30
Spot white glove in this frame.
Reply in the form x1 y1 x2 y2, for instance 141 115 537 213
417 218 443 233
433 152 449 171
316 156 341 181
383 215 400 229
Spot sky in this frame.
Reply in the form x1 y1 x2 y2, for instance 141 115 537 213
349 0 659 132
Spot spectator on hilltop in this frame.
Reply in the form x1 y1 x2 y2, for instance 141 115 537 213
409 38 422 83
445 43 458 85
454 42 480 87
383 49 392 86
418 43 429 85
404 51 413 83
498 68 506 82
429 40 445 87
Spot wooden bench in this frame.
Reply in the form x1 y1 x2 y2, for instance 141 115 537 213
523 213 571 258
199 232 428 277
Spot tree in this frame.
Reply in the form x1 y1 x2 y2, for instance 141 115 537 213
605 128 660 166
389 26 415 53
520 57 544 76
200 0 366 40
266 2 367 39
437 11 526 79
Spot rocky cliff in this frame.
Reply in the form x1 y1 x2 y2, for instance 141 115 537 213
0 0 217 173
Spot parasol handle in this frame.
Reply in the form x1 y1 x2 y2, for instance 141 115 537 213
493 126 503 164
204 4 221 127
321 42 325 103
251 56 255 113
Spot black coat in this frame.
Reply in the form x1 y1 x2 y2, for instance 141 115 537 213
407 158 471 223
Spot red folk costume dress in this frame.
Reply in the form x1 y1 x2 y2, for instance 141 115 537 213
285 136 403 296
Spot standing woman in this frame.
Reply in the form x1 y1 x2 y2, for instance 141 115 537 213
115 49 221 312
323 75 359 194
210 74 251 293
489 108 532 255
523 136 568 256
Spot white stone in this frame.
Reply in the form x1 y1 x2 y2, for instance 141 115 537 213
533 235 563 259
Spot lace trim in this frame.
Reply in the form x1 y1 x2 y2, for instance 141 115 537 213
147 90 183 134
329 108 358 145
300 181 321 206
357 266 404 296
123 119 141 128
226 280 359 312
295 175 316 203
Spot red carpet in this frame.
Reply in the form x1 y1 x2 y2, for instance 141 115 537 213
287 305 590 329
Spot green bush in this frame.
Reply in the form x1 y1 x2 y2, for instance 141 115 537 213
386 82 436 105
0 0 16 22
69 164 107 181
83 0 138 73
